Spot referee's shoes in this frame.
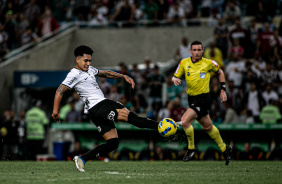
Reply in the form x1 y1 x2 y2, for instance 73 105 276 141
74 156 85 172
183 148 196 162
223 145 232 166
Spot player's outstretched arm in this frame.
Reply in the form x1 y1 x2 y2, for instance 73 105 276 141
217 69 227 103
52 84 70 122
97 70 135 89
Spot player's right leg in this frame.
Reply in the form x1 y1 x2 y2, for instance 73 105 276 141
180 108 197 162
117 108 159 130
92 99 159 130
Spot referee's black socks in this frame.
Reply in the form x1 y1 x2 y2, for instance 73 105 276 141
81 138 119 162
128 112 158 130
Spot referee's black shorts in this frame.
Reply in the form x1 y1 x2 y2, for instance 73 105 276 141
88 99 124 135
188 93 211 120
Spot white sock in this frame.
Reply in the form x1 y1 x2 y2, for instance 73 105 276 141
176 121 182 126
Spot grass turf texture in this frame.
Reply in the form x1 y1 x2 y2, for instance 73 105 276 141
0 161 281 184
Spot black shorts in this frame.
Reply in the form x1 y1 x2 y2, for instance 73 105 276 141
88 99 124 135
188 93 211 120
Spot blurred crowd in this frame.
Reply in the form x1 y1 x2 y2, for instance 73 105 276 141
1 0 282 160
1 0 282 61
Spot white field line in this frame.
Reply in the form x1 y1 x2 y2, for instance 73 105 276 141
17 171 153 182
105 171 152 176
105 171 121 174
46 177 93 182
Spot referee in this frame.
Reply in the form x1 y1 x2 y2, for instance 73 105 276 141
52 45 159 172
172 41 232 165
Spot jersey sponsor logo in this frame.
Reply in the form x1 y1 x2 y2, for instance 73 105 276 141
200 73 205 79
68 77 77 85
212 60 219 68
196 107 200 112
107 111 115 121
97 126 102 132
84 77 88 80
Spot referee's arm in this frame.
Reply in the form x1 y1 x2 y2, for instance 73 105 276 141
217 69 226 86
216 69 227 102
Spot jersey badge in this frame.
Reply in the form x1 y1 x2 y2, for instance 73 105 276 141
196 107 200 112
97 126 102 132
90 71 94 77
187 72 190 76
200 73 205 79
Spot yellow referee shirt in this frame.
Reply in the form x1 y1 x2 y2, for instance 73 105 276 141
174 57 219 96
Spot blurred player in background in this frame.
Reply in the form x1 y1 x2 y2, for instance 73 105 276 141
52 45 159 172
26 100 49 160
172 40 232 165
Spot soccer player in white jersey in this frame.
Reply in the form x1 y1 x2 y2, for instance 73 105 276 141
52 45 159 172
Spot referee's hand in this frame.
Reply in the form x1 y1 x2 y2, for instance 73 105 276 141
172 76 181 86
52 112 61 122
220 90 227 103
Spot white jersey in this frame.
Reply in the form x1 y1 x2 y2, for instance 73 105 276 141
62 66 106 114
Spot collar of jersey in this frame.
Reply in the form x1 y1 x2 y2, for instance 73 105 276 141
191 57 201 63
74 67 88 72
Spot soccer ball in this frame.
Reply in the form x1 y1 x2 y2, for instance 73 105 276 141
158 118 177 137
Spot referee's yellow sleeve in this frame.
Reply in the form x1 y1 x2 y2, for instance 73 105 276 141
174 60 184 78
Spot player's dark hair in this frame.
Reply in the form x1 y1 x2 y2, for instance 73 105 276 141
191 40 203 48
74 45 93 57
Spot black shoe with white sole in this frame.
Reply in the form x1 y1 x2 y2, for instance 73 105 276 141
183 149 196 162
223 145 232 166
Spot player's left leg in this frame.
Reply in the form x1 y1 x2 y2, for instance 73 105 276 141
199 115 232 165
199 115 226 151
74 129 119 172
117 108 158 129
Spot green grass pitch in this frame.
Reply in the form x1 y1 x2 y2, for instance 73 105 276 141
0 161 281 184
